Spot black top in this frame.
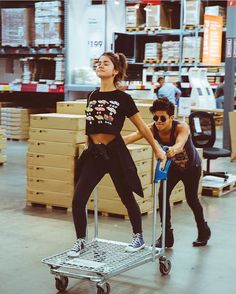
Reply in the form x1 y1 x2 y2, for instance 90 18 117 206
85 89 139 136
153 120 201 170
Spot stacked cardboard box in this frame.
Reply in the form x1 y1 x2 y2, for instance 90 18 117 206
205 6 226 26
144 43 162 61
0 128 7 164
183 0 203 26
162 41 180 61
146 5 170 28
0 108 40 140
57 100 87 115
26 113 86 208
87 144 154 217
1 8 34 46
182 36 203 61
35 1 63 46
126 6 144 28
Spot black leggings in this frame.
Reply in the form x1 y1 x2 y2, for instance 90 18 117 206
158 165 205 230
72 148 142 238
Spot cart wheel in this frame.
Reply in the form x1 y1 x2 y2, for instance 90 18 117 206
55 276 69 291
96 282 110 294
159 258 171 275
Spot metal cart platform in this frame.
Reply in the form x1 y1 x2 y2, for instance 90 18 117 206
42 151 172 294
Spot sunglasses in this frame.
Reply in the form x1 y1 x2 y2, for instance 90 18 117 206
153 115 168 122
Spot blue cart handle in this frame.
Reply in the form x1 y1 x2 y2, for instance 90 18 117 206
154 146 172 183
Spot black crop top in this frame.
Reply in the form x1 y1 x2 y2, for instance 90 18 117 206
85 89 139 135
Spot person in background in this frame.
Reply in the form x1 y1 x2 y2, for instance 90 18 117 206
123 97 211 248
155 77 182 106
215 82 224 109
67 52 165 258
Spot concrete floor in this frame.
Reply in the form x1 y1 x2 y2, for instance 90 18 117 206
0 136 236 294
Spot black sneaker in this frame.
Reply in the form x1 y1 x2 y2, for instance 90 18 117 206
155 229 174 248
193 222 211 247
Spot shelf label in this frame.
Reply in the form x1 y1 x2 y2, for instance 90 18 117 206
226 38 232 58
234 39 236 58
202 15 223 66
36 84 49 92
178 97 191 117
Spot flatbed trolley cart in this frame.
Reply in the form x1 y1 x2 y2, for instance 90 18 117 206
42 150 172 293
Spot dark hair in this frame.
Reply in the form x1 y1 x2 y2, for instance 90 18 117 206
100 52 127 87
149 97 175 116
157 76 164 83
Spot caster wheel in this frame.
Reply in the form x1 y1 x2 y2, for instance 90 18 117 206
96 282 110 294
55 276 69 291
159 258 171 275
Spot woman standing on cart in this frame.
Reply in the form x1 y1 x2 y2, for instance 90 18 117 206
67 52 165 258
123 97 211 248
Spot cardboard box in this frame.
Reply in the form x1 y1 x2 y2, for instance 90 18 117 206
29 128 86 143
100 171 152 187
126 6 144 27
1 8 35 46
122 117 152 131
27 189 72 208
128 144 152 161
183 0 204 26
27 177 74 194
146 5 170 28
30 113 85 130
56 100 87 115
28 140 79 156
87 197 153 216
27 165 74 182
27 152 76 169
98 184 153 200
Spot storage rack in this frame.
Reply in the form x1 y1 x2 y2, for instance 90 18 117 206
118 0 228 93
0 0 65 108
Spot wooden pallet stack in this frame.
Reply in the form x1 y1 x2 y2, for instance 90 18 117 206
0 127 7 164
26 113 86 209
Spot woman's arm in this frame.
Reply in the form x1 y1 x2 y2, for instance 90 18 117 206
166 122 189 158
123 130 143 145
129 113 165 160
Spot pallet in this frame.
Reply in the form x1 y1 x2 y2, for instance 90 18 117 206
202 175 236 197
183 24 204 30
26 201 72 212
34 44 63 48
126 26 144 32
145 26 169 32
88 209 152 221
143 58 161 64
182 58 200 64
161 58 179 64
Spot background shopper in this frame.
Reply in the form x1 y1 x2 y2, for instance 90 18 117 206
154 77 181 106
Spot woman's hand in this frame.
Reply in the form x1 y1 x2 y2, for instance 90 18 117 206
154 147 166 161
166 146 176 158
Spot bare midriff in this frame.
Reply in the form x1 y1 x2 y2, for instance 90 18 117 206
89 133 116 145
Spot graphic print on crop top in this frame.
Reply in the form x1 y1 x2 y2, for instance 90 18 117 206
86 99 119 125
85 90 139 135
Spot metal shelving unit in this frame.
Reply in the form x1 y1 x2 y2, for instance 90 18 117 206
115 0 228 89
0 0 65 105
